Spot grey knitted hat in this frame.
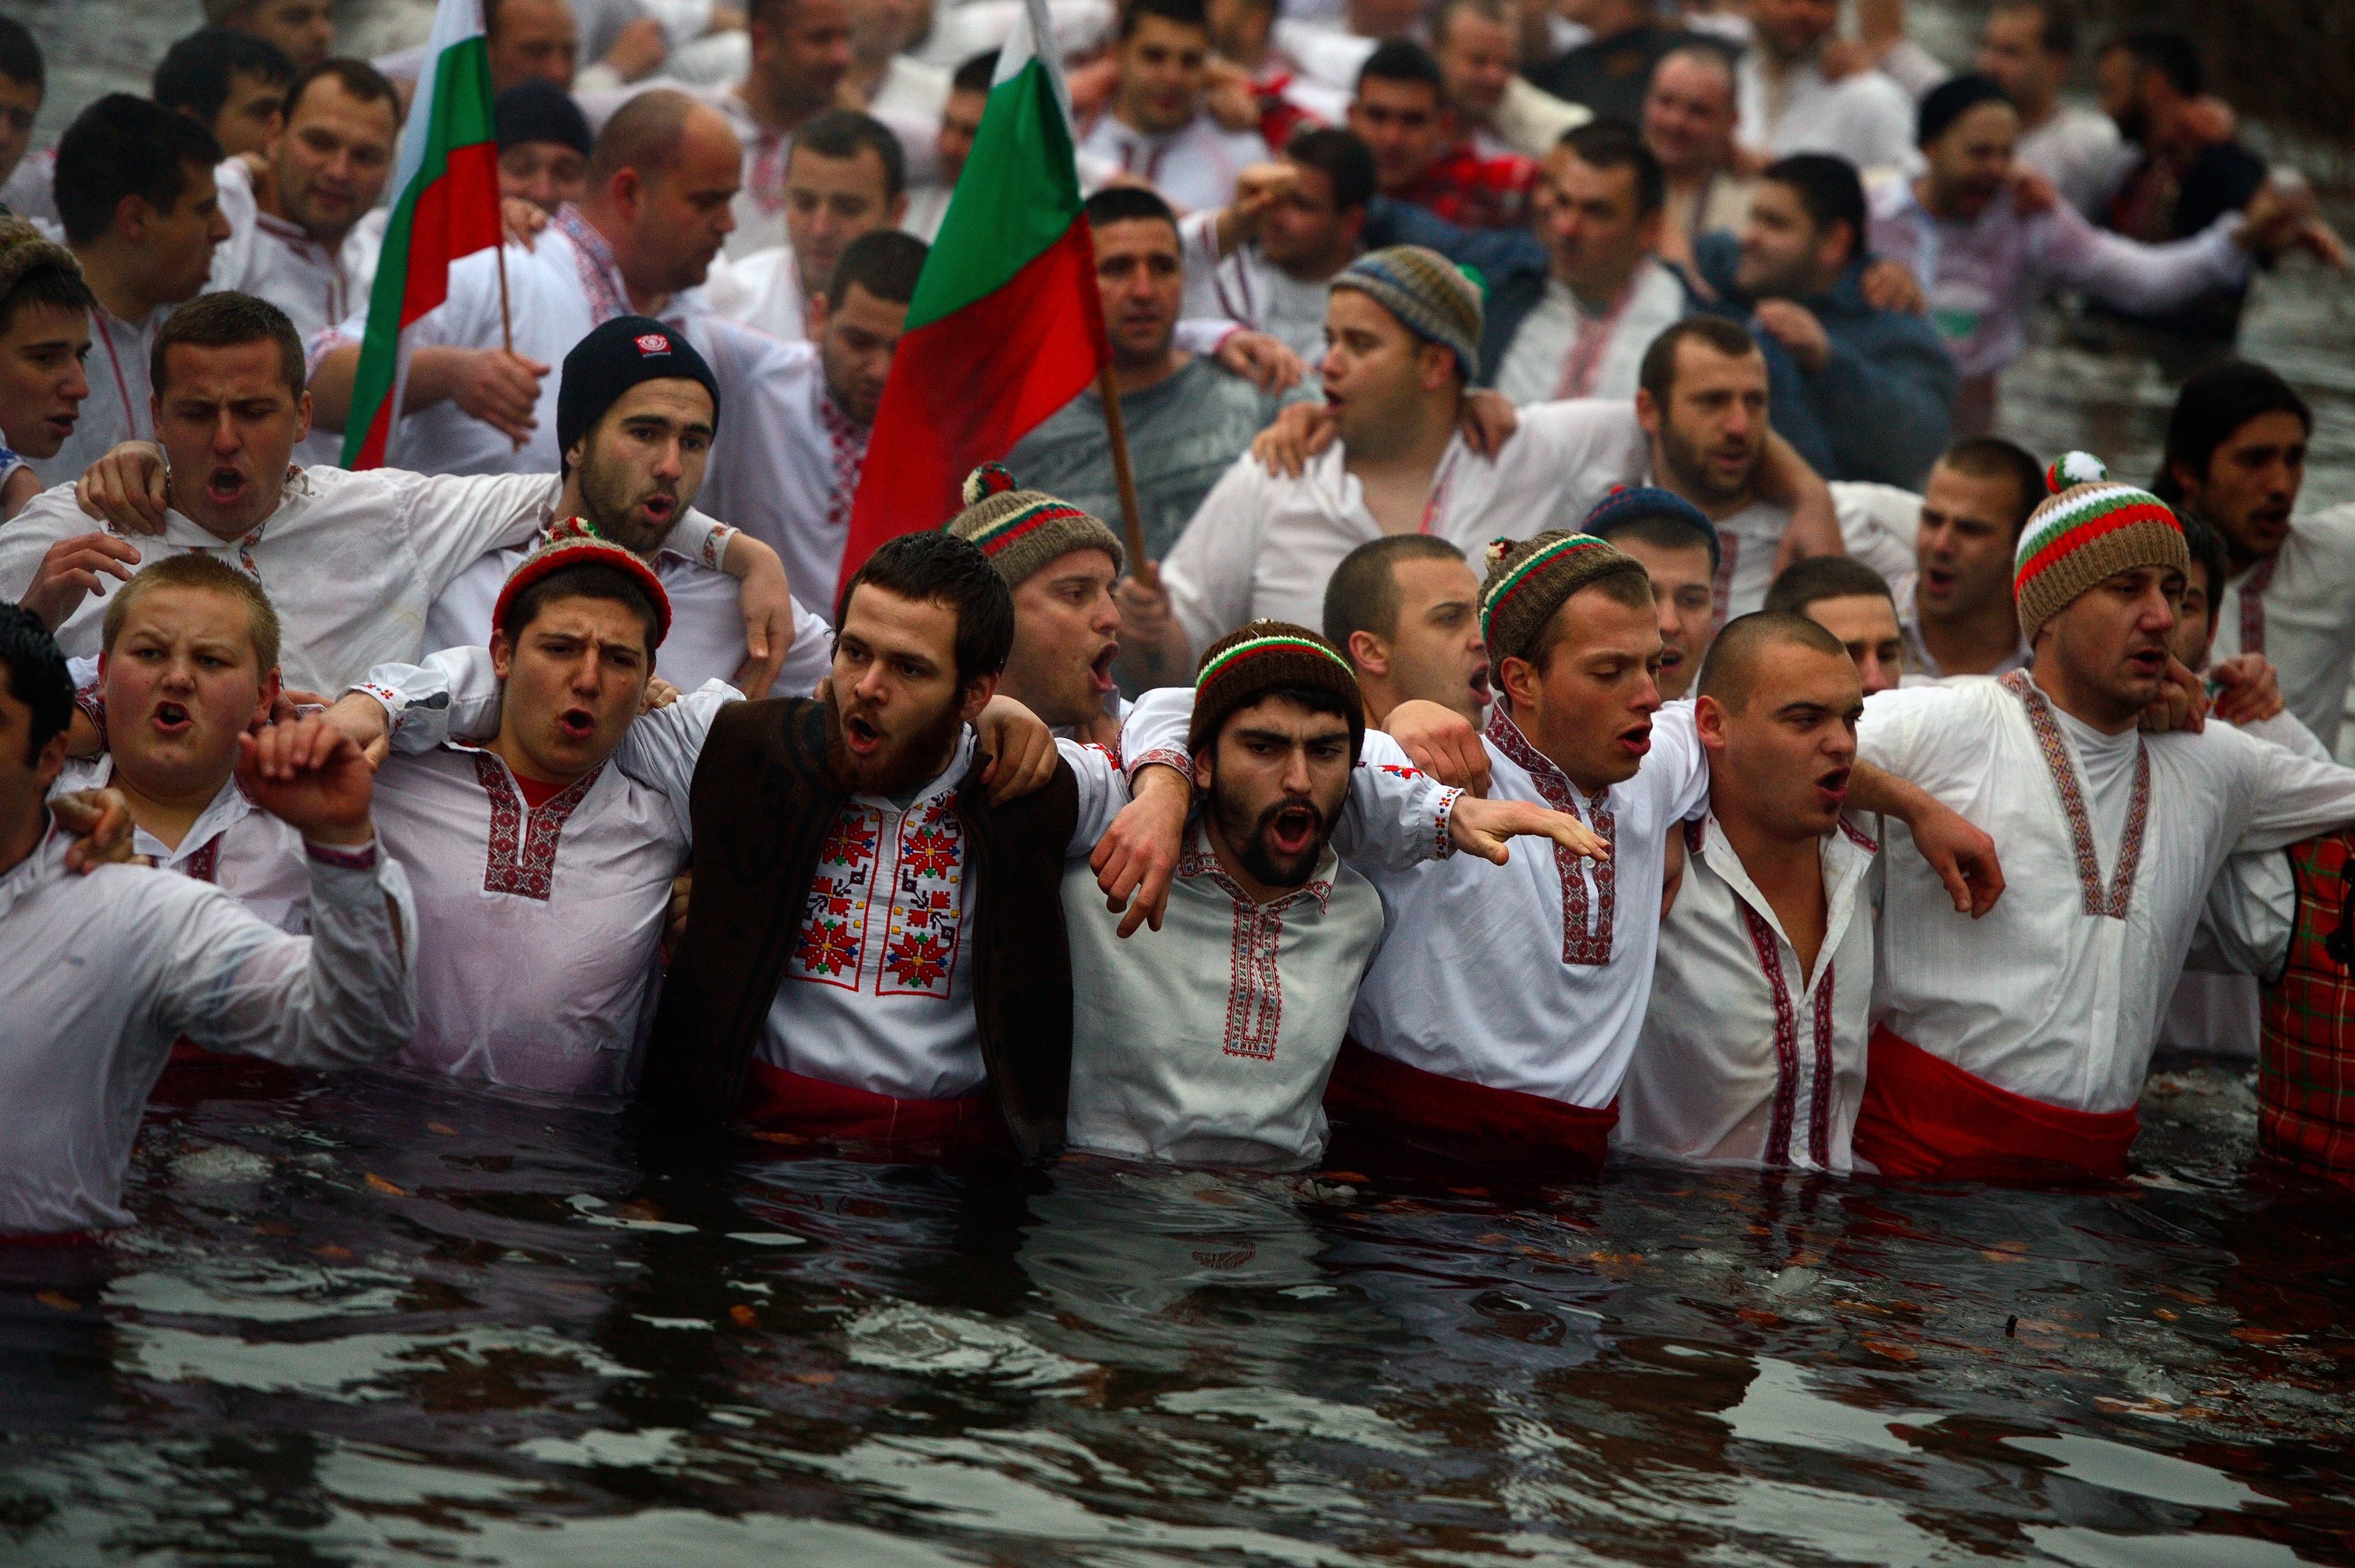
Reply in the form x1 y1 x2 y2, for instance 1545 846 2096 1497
1329 244 1485 378
943 463 1127 588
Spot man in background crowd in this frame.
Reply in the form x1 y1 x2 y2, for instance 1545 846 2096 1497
1322 535 1489 726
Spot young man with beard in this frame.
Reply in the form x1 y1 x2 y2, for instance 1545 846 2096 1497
944 469 1130 750
1867 76 2311 438
1618 611 1877 1172
37 97 230 486
703 110 906 340
2151 362 2355 752
425 316 832 699
1582 484 1720 701
1077 0 1269 216
1852 456 2355 1182
1179 128 1374 369
1311 529 1990 1174
1689 155 1956 488
308 90 741 476
0 223 92 518
1008 188 1310 563
1762 555 1906 696
0 601 417 1240
14 293 797 697
1068 622 1597 1168
1322 535 1489 726
1832 435 2040 679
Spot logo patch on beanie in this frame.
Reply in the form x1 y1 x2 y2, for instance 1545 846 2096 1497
634 333 672 356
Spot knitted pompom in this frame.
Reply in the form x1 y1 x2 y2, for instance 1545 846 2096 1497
962 462 1017 505
544 514 603 545
2046 450 2109 494
1484 538 1514 571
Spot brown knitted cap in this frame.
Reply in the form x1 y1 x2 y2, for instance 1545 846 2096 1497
2012 451 2189 644
0 219 87 317
1478 531 1651 666
1188 620 1367 763
942 463 1126 589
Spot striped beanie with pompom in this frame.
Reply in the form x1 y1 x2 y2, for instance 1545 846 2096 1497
942 462 1127 588
493 515 673 648
2013 451 2188 643
1188 621 1366 763
1478 531 1651 667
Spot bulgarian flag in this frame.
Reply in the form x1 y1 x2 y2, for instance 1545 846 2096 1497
838 0 1110 581
339 0 503 469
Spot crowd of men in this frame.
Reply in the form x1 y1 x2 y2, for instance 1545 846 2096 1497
2 0 2354 1240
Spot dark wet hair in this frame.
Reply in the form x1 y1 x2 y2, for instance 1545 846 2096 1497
1696 609 1850 711
792 109 907 201
1082 183 1179 235
836 531 1016 687
824 228 927 308
153 28 295 126
2177 512 2230 633
1938 436 2046 536
285 56 401 125
1763 555 1896 618
1357 39 1445 97
1284 126 1376 213
2153 360 2312 503
0 16 44 94
1119 0 1209 42
0 604 73 764
1559 119 1663 216
1760 152 1867 267
1639 316 1759 405
53 94 225 246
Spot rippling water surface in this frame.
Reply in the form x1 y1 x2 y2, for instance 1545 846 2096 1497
7 0 2355 1559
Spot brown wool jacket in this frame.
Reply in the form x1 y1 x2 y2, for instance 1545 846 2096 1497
639 697 1081 1159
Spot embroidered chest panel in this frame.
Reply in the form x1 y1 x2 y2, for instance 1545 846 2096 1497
473 753 601 902
1486 714 1617 965
2000 670 2149 920
789 798 967 999
1736 900 1836 1171
1178 840 1329 1061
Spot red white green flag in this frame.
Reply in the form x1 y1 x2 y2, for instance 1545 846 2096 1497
339 0 503 469
838 0 1110 582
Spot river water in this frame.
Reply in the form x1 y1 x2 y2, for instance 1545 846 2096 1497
7 0 2355 1562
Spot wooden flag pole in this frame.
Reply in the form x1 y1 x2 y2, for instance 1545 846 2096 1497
1094 362 1156 586
494 223 520 451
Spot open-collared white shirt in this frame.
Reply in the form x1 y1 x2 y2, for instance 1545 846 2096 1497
0 821 416 1233
1620 809 1878 1172
52 756 312 934
2203 503 2355 753
1495 258 1689 407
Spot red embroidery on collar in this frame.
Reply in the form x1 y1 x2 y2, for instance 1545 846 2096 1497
472 751 601 900
1837 816 1879 855
816 390 869 545
2000 670 2149 919
553 205 632 325
1485 708 1616 965
1179 825 1333 1060
181 834 222 884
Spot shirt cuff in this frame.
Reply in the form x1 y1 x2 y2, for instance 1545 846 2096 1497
1432 785 1461 860
305 835 379 872
1125 745 1194 788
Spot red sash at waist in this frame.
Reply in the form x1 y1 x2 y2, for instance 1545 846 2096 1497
1324 1039 1616 1175
740 1060 1014 1161
1852 1026 2139 1182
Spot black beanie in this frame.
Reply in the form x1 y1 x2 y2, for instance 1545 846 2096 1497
1917 72 2010 147
495 79 593 158
556 316 722 469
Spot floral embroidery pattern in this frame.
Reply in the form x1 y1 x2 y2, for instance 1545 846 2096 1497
1179 829 1331 1060
472 752 601 900
789 798 968 998
553 205 631 324
1486 708 1616 965
2000 670 2149 919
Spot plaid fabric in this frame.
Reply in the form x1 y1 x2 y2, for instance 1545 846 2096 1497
2259 831 2355 1186
1397 143 1538 231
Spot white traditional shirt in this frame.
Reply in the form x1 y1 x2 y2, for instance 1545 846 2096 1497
701 244 808 342
689 324 869 621
1349 700 1710 1109
0 822 416 1233
2016 103 2133 218
1867 177 2249 382
32 301 164 488
1177 210 1343 369
363 679 737 1098
1064 821 1384 1169
1077 112 1269 214
1858 671 2355 1113
0 469 608 693
1495 259 1689 406
210 157 370 469
52 757 312 933
424 516 834 699
1619 810 1878 1172
1162 397 1652 654
1736 52 1916 173
2201 503 2355 753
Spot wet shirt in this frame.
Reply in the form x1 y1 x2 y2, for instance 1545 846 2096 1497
1620 810 1877 1173
0 825 416 1234
1161 397 1652 655
1004 357 1306 564
2200 504 2355 754
1858 674 2355 1113
52 756 312 934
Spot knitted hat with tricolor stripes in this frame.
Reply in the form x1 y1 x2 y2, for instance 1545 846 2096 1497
2013 451 2188 644
1329 245 1485 378
1188 621 1367 763
493 515 673 649
943 463 1126 588
1478 530 1651 667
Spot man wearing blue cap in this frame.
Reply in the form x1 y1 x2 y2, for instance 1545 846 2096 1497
1582 484 1720 701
